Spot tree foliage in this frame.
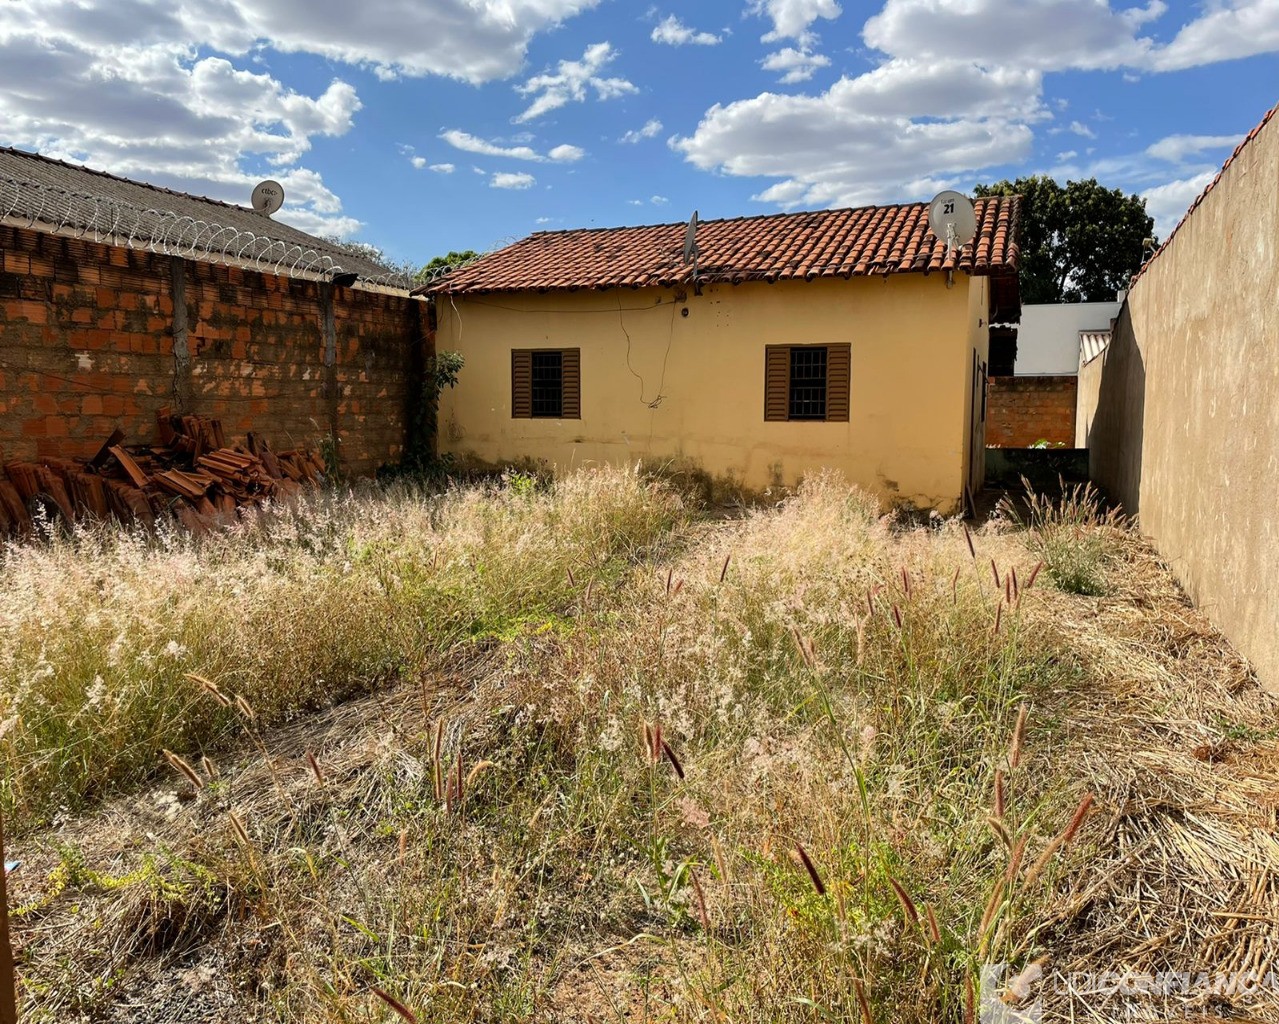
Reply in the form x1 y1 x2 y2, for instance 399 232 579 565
416 250 480 286
974 176 1155 303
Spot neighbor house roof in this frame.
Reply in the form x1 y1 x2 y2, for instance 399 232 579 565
418 196 1021 296
1133 99 1278 286
0 147 405 288
1080 330 1112 366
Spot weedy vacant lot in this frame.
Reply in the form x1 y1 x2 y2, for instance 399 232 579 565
2 468 1276 1023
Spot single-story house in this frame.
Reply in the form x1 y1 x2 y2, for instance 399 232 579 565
421 199 1021 513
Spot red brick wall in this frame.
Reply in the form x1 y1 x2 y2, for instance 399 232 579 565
0 224 425 475
986 375 1078 448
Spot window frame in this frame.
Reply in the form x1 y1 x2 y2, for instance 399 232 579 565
511 347 581 420
764 343 850 423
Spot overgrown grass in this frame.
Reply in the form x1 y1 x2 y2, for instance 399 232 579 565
998 479 1123 596
0 466 686 827
7 470 1127 1023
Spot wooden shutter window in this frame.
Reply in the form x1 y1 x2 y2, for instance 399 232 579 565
825 343 850 422
766 344 850 422
561 348 581 419
764 345 790 422
511 349 533 418
512 348 580 419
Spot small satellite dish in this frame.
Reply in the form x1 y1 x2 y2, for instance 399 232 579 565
682 210 699 265
928 190 976 253
250 180 285 217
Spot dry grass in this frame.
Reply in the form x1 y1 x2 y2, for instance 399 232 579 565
0 467 686 827
3 469 1276 1023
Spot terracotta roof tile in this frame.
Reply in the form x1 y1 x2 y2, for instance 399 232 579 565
1132 99 1277 287
420 196 1021 296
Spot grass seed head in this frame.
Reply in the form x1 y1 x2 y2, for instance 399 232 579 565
305 750 325 786
162 749 203 791
1008 704 1028 769
793 843 826 896
888 875 919 926
372 987 420 1024
661 740 685 780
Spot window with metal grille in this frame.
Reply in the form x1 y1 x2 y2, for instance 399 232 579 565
765 344 849 422
512 349 580 419
531 350 563 417
788 347 827 420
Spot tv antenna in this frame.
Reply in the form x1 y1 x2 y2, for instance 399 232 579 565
682 210 701 295
927 190 976 255
250 180 285 218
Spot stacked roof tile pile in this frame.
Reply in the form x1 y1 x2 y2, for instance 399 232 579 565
0 411 326 536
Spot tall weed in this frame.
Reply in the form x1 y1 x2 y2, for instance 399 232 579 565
0 467 684 826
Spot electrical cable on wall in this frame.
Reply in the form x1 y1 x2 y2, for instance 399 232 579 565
619 293 677 409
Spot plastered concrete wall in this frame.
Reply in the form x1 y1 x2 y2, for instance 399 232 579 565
437 273 988 512
1075 353 1105 448
1017 301 1120 375
963 275 992 497
0 225 424 475
1090 109 1279 691
987 375 1077 448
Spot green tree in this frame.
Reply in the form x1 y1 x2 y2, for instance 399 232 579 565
416 250 479 287
973 176 1155 303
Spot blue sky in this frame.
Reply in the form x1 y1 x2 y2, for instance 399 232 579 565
1 1 1276 268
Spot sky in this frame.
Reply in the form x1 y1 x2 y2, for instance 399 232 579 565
0 0 1276 268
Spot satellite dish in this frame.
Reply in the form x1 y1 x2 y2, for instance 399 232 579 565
250 180 285 217
928 190 976 253
682 210 699 265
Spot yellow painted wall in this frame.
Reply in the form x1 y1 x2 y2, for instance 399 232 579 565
437 273 987 512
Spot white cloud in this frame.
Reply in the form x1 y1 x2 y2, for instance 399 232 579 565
761 47 831 83
836 60 1044 120
862 0 1279 74
491 171 536 189
224 0 602 84
650 195 670 205
0 0 608 239
547 143 585 162
1152 0 1279 70
751 0 842 46
651 15 721 46
672 58 1043 208
673 79 1034 209
439 129 542 160
429 163 455 173
862 0 1157 71
620 118 664 143
439 130 584 162
1146 133 1241 163
1141 170 1215 237
410 155 427 168
514 42 637 122
675 0 1279 215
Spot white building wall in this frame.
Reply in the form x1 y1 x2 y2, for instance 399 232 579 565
1016 301 1121 375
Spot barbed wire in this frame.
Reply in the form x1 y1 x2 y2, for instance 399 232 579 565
0 174 415 292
